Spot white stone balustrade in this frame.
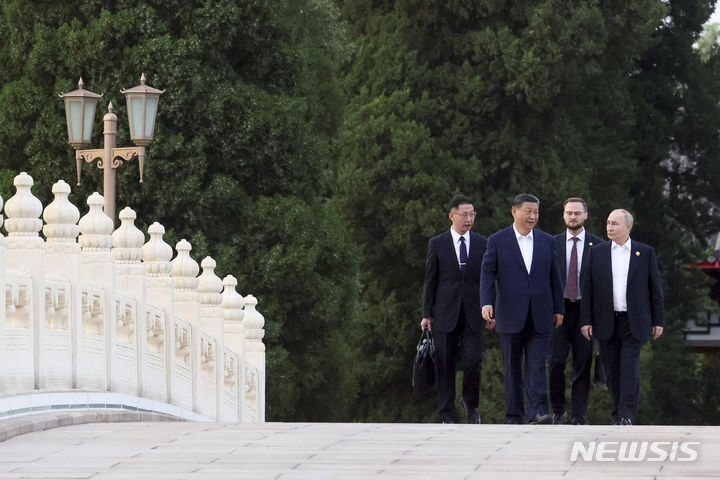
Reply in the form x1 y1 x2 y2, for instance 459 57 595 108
0 172 265 422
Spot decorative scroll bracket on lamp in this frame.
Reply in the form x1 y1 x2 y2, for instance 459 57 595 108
73 101 146 183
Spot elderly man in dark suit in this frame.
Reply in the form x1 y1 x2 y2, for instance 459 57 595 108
581 209 664 425
422 194 489 424
550 197 603 425
481 194 564 424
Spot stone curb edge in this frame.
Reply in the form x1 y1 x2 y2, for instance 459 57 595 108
0 409 183 443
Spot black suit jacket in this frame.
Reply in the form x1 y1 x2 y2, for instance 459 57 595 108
580 240 664 342
553 230 604 294
422 230 487 333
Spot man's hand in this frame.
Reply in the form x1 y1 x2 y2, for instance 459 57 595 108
581 325 592 341
420 317 432 331
652 326 664 340
553 314 563 328
482 306 495 330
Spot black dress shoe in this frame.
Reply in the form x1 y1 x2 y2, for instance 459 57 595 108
610 416 619 425
461 400 481 424
441 418 456 424
619 417 632 426
552 411 568 424
571 415 585 425
467 409 481 424
528 413 553 425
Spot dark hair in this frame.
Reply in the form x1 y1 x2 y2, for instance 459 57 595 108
449 194 473 210
512 193 539 208
563 197 587 211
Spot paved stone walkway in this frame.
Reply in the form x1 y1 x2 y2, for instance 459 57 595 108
0 420 718 479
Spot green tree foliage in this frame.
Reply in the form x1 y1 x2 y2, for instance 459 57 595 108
0 0 361 421
696 22 720 63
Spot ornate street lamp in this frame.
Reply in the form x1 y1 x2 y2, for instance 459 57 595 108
59 77 102 150
59 74 164 223
121 73 164 148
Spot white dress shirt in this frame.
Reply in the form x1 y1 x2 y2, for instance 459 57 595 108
513 225 533 274
450 228 470 268
611 238 631 311
566 229 586 299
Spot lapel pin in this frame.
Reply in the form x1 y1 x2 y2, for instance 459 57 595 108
635 251 640 256
588 242 593 246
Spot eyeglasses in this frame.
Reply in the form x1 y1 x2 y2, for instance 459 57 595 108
454 211 476 219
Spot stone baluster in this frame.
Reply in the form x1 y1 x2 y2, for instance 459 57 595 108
142 222 174 403
197 257 223 420
4 172 44 249
242 294 266 422
112 207 146 397
43 180 80 252
3 172 45 392
78 192 115 391
42 180 81 390
198 257 224 337
170 239 200 411
221 275 245 356
78 193 114 257
170 240 200 314
221 275 245 422
112 207 145 267
144 223 174 284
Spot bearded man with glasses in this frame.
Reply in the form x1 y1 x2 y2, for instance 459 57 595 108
549 197 604 425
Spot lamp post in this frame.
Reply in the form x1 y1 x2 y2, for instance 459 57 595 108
59 74 164 223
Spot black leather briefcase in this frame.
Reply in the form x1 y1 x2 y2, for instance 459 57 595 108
412 329 437 393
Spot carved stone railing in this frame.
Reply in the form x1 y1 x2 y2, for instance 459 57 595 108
0 172 265 422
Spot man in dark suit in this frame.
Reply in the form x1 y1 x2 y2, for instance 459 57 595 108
422 194 489 424
581 209 664 425
481 194 564 424
549 197 603 425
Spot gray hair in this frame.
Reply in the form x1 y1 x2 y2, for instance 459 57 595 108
611 209 634 226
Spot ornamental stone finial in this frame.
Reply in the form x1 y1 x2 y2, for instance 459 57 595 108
4 172 43 237
221 275 245 327
112 207 145 263
43 180 80 243
170 239 199 291
197 256 223 307
142 222 173 276
242 294 265 352
78 192 113 251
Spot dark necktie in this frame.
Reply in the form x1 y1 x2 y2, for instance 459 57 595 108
566 236 580 300
459 236 468 271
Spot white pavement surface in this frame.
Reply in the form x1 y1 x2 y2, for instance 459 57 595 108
0 421 719 479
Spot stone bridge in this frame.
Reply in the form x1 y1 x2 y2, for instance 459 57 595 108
0 172 265 424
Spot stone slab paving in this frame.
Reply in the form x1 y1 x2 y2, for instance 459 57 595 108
0 420 718 479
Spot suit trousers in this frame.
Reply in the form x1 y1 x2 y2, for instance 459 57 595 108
549 300 593 422
599 312 645 422
499 310 551 424
432 305 482 422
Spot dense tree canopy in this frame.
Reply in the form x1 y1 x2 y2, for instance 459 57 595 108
1 0 720 424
